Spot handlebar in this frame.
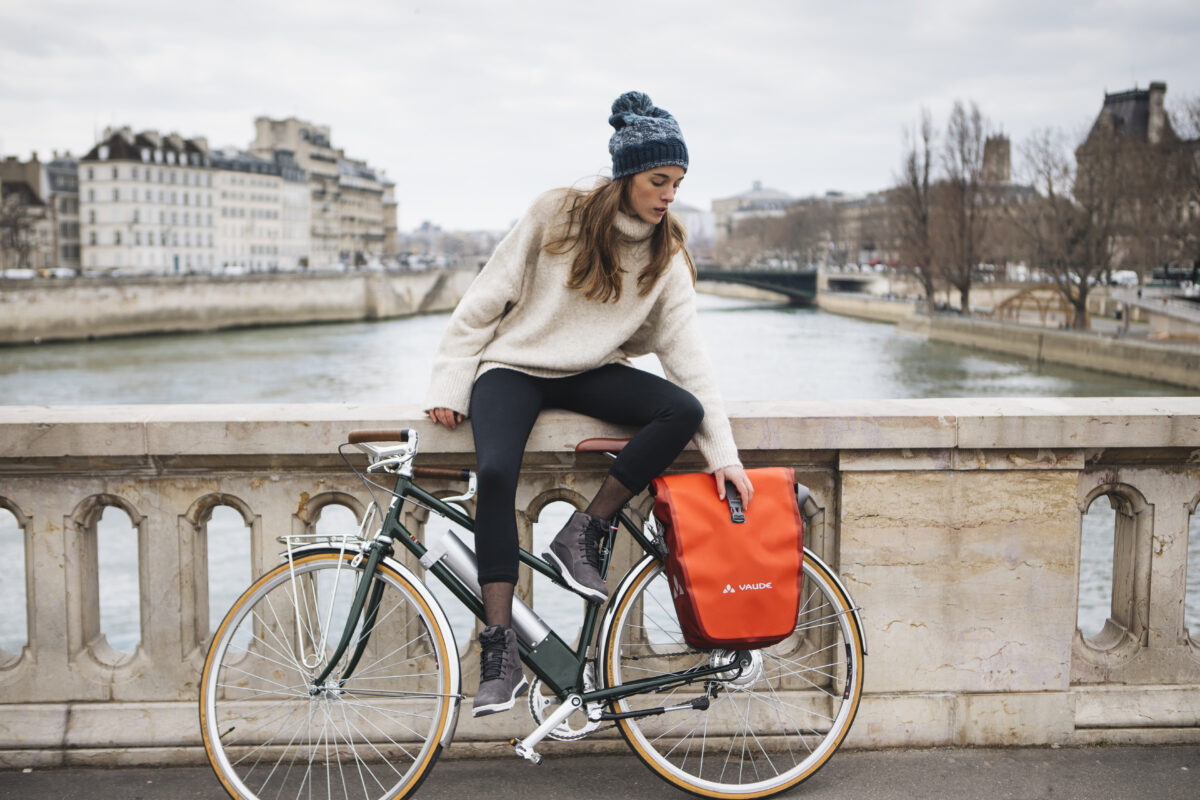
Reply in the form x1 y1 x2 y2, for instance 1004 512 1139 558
413 466 472 482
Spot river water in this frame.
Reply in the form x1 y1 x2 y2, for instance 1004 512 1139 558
0 293 1196 654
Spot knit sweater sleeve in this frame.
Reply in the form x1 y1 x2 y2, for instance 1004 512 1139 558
422 192 555 415
640 262 742 472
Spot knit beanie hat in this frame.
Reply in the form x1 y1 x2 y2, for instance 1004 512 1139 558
608 91 689 179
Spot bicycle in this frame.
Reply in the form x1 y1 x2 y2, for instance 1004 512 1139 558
199 427 867 800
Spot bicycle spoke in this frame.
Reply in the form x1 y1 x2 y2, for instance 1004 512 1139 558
601 557 864 797
202 554 454 800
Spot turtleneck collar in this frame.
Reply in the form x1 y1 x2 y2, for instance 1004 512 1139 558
613 210 657 243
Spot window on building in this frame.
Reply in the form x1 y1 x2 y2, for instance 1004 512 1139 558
140 149 150 163
89 210 96 224
89 232 97 245
112 188 119 202
132 209 139 223
87 167 94 180
88 189 95 202
98 146 109 160
113 231 121 245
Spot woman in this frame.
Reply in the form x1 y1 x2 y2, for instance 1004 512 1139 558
425 90 752 717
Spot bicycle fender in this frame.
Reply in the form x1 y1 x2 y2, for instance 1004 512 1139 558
280 543 464 749
595 554 661 673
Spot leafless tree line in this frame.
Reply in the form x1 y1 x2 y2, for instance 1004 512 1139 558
720 95 1200 330
896 97 1200 327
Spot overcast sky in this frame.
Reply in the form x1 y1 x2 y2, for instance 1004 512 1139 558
2 0 1198 231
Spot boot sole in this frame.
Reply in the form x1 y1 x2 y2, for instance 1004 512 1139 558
472 677 529 718
542 550 607 603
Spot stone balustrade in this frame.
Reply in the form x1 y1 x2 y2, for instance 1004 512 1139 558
1 399 1199 767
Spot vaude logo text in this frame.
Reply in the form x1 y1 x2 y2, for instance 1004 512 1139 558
723 582 773 595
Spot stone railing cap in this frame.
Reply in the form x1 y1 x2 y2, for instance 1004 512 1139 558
3 398 1199 459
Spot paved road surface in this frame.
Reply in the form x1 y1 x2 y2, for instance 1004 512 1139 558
1 745 1197 799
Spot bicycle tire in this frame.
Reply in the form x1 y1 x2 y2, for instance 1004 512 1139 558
597 552 865 799
200 550 459 800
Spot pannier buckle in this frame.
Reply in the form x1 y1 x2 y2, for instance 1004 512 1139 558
725 481 745 524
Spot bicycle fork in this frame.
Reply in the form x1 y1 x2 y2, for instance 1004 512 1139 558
304 541 390 690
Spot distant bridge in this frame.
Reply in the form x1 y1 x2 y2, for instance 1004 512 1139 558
695 267 818 304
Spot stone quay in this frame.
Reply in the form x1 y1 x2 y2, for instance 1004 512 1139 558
0 398 1198 767
0 267 478 345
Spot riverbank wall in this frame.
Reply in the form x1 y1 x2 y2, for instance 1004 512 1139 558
1 400 1198 765
816 291 920 323
899 313 1200 391
813 290 1200 391
0 268 477 345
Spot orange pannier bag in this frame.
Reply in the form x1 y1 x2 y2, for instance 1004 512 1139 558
650 467 804 650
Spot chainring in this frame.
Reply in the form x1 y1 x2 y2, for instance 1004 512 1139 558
526 673 604 740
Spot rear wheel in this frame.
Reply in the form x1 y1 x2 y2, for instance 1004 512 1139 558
200 551 458 800
598 553 864 798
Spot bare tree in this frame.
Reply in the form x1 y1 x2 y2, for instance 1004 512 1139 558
1012 126 1123 329
1169 95 1200 281
894 108 937 311
937 100 990 313
0 191 46 271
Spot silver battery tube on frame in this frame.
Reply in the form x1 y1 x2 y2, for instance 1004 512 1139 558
418 527 552 648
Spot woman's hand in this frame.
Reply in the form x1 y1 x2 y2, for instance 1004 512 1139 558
714 465 754 507
427 407 464 430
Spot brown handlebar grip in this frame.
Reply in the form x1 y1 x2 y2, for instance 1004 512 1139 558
348 429 411 445
413 466 472 482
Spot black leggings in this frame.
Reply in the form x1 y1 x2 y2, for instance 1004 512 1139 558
469 364 704 584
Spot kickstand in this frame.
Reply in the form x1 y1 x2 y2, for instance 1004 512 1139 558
508 694 582 765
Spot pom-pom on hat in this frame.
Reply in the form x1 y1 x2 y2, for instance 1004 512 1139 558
608 91 689 179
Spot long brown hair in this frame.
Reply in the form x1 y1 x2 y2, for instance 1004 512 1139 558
544 177 696 303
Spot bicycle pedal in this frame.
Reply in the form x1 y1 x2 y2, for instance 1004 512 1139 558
509 737 542 765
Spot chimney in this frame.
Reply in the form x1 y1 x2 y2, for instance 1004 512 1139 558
1147 81 1167 145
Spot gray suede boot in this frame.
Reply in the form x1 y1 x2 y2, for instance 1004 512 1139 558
472 625 528 717
543 510 609 603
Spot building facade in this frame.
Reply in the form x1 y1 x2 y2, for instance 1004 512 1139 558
0 152 80 273
210 148 310 272
251 117 395 269
79 129 217 275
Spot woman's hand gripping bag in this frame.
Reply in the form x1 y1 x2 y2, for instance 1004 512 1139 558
650 468 804 650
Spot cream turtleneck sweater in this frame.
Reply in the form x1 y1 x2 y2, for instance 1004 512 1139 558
424 188 740 471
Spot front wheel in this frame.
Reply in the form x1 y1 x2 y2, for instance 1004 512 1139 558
200 550 459 800
597 553 865 799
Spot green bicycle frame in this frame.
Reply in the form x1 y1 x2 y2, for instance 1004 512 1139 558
328 469 735 703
